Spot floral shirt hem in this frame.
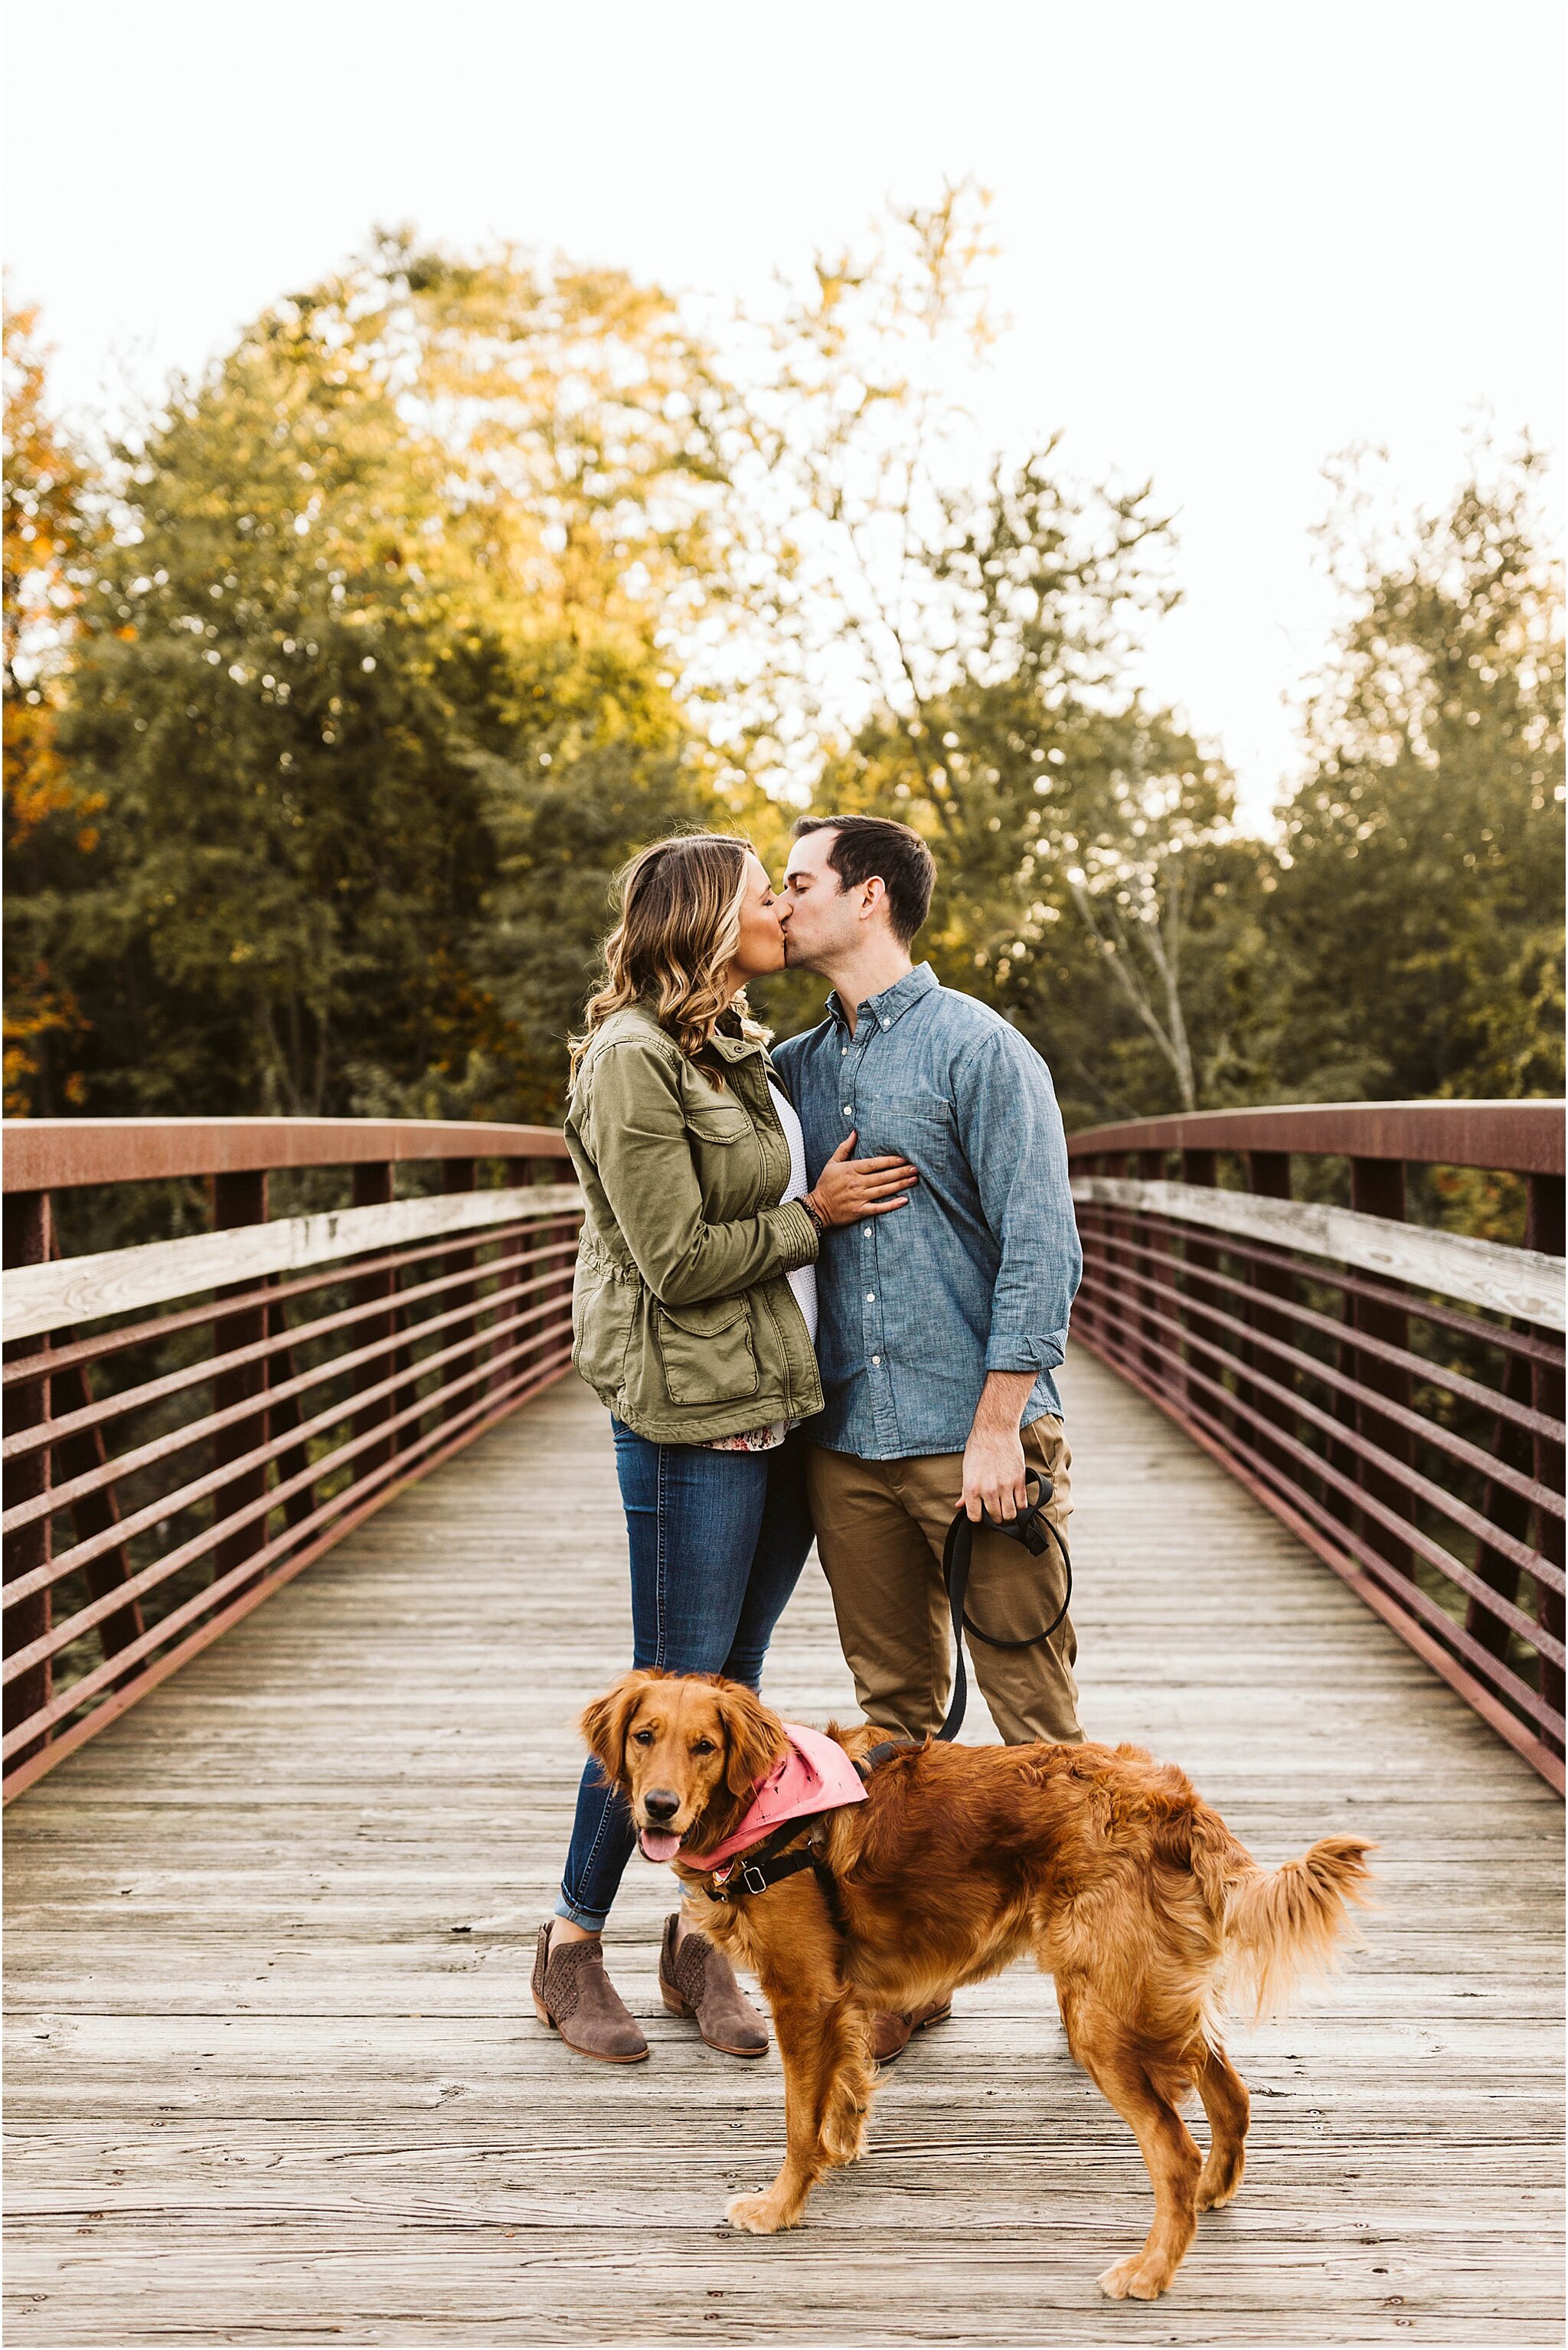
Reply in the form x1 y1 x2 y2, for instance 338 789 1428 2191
701 1420 792 1453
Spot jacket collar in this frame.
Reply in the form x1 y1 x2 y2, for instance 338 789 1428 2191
827 960 939 1037
595 1000 767 1065
706 1013 769 1065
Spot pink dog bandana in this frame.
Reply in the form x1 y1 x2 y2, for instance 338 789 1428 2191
678 1722 866 1871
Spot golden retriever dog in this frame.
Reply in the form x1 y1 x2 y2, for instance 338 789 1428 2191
581 1669 1374 2303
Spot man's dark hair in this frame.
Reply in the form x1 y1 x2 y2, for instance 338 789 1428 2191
791 813 936 946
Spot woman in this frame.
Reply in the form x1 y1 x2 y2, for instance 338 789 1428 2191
532 832 918 2064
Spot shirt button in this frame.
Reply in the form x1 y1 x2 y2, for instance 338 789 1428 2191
841 1045 848 1056
881 1018 890 1028
863 1224 872 1235
871 1355 881 1367
842 1105 852 1116
865 1291 875 1302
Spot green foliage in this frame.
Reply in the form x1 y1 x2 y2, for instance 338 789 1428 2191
14 238 730 1121
756 441 1275 1123
5 211 1562 1137
1273 448 1564 1103
3 296 102 1113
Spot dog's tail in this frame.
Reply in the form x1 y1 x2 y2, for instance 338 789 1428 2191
1194 1817 1377 2020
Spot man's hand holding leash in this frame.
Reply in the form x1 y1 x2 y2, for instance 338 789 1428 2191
961 1369 1036 1523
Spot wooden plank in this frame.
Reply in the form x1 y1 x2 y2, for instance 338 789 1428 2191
3 1352 1562 2347
1071 1176 1567 1329
2 1187 583 1343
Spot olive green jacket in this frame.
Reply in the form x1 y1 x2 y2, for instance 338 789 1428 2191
564 1002 823 1443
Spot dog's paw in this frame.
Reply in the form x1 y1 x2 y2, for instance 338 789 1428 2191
1197 2151 1245 2211
822 2102 869 2167
726 2190 798 2235
1096 2254 1167 2302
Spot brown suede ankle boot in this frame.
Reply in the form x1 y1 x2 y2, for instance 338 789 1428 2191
871 1995 954 2064
658 1914 769 2056
532 1923 649 2064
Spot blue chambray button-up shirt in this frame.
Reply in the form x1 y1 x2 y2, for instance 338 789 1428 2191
771 963 1082 1460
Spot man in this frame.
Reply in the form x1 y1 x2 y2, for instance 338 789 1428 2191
773 814 1084 2056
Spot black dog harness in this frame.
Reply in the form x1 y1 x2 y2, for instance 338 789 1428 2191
692 1471 1072 1908
698 1816 848 1930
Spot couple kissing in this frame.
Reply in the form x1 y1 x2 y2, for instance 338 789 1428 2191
532 814 1083 2065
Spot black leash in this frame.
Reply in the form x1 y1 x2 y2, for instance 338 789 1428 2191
863 1469 1073 1769
938 1466 1072 1742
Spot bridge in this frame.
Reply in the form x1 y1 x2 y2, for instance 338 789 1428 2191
4 1105 1563 2345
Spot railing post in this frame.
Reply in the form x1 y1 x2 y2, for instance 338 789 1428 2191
51 1351 143 1667
442 1158 479 1427
259 1276 314 1531
504 1157 534 1394
1529 1173 1565 1749
211 1172 270 1583
1468 1349 1535 1661
1243 1151 1296 1477
4 1192 54 1762
1179 1149 1223 1431
521 1153 575 1391
1089 1153 1124 1370
1133 1149 1165 1385
351 1163 397 1474
1345 1158 1414 1577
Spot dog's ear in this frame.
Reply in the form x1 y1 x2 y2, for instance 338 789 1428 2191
580 1673 646 1790
717 1682 789 1799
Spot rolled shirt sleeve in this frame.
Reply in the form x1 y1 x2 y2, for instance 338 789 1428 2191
954 1028 1083 1375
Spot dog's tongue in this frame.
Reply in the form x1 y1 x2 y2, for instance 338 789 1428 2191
639 1827 682 1862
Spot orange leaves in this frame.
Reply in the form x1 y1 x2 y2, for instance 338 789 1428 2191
2 962 91 1116
4 295 98 851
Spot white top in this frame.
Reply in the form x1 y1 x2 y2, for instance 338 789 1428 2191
769 1080 818 1345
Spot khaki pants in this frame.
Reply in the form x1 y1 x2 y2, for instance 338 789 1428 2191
806 1417 1081 1747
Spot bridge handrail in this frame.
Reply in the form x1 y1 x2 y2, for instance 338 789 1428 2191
1063 1098 1565 1172
3 1183 583 1344
1065 1099 1565 1790
1070 1176 1565 1329
2 1116 583 1801
2 1116 573 1191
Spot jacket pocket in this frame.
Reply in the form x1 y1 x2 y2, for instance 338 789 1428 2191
573 1260 635 1397
684 1105 752 1146
655 1293 760 1407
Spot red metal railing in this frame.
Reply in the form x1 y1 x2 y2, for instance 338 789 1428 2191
1067 1102 1566 1791
2 1120 583 1799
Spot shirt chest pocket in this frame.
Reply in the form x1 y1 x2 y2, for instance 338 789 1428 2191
854 1092 955 1168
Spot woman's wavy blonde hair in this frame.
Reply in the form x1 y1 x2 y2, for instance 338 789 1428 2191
570 832 769 1077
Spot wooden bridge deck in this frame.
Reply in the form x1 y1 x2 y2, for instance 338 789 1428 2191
5 1350 1563 2348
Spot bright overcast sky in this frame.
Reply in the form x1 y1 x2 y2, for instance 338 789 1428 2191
5 0 1563 826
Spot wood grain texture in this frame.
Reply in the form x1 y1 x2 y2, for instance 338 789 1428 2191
2 1187 583 1343
1070 1176 1567 1329
5 1350 1563 2346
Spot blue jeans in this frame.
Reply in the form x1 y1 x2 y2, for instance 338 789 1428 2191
555 1421 815 1930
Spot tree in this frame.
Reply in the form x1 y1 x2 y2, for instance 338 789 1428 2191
35 237 736 1123
3 297 100 1113
1273 444 1564 1103
729 194 1267 1121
